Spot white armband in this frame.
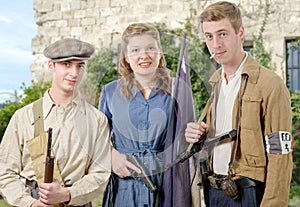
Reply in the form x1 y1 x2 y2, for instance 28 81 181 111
265 131 292 154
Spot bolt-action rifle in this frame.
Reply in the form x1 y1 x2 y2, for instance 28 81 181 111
44 128 54 183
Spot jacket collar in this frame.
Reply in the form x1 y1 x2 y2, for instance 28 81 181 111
209 54 260 85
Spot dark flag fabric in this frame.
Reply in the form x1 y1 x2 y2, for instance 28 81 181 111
162 35 196 207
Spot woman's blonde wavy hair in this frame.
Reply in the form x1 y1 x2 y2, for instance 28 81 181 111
118 23 171 99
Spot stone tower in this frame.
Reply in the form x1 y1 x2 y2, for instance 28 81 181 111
31 0 300 83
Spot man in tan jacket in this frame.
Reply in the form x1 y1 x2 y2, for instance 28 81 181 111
185 1 293 207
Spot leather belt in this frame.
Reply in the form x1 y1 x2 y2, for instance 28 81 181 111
208 175 263 190
208 174 226 189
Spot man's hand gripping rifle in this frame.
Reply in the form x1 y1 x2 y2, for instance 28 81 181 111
127 155 157 192
165 129 237 170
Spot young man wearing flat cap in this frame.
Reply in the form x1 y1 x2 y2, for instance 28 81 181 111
0 38 111 207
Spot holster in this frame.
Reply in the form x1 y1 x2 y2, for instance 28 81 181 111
25 179 39 199
208 174 238 200
198 159 210 206
25 179 66 207
199 159 209 181
221 176 238 200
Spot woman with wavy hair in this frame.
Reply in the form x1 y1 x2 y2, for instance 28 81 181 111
98 23 176 207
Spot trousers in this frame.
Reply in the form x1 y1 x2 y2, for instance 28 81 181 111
206 185 264 207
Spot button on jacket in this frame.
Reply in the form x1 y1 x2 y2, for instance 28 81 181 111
0 91 111 207
206 55 293 207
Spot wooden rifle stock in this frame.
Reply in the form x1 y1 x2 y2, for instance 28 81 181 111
44 128 54 183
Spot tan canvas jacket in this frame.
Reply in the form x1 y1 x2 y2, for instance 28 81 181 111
206 55 293 207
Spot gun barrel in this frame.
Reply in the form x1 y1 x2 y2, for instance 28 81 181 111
128 155 157 192
46 128 52 157
44 128 54 183
140 174 157 192
165 129 237 170
202 129 237 148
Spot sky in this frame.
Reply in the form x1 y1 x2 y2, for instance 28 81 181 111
0 0 36 103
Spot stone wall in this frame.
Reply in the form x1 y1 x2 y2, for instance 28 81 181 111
31 0 300 83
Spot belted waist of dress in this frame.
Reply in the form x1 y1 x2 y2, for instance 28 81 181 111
117 147 164 157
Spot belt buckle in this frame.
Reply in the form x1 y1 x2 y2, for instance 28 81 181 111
208 175 219 189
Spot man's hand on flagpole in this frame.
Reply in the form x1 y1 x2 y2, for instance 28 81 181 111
112 148 141 178
185 122 208 144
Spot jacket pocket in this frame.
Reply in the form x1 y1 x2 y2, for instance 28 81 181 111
240 129 266 167
241 95 262 130
244 154 266 167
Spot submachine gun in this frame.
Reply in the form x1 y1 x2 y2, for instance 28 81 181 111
165 129 237 170
44 128 54 183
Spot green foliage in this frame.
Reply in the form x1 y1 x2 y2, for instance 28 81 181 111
250 1 275 70
21 81 51 105
85 19 211 114
87 48 118 86
0 198 10 207
154 18 211 117
0 101 22 141
0 2 298 202
290 39 300 50
0 82 50 142
249 2 300 198
84 48 118 106
291 92 300 188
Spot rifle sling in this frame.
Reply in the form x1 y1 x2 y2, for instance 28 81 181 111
186 98 212 152
228 76 246 175
27 98 64 185
33 98 44 137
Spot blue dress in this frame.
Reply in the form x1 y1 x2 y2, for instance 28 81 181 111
99 80 172 207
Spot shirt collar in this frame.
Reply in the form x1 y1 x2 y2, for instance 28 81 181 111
42 90 85 119
221 52 248 81
130 80 163 99
210 52 249 84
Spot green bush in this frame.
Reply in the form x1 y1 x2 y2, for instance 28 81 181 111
0 82 50 142
290 91 300 199
0 198 10 207
0 3 299 203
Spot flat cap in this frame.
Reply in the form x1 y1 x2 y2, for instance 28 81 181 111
43 38 95 62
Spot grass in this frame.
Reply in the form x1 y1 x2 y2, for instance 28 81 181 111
0 198 10 207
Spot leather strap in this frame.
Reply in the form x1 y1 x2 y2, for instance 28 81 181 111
28 97 64 186
33 98 44 136
228 76 247 175
186 98 212 152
